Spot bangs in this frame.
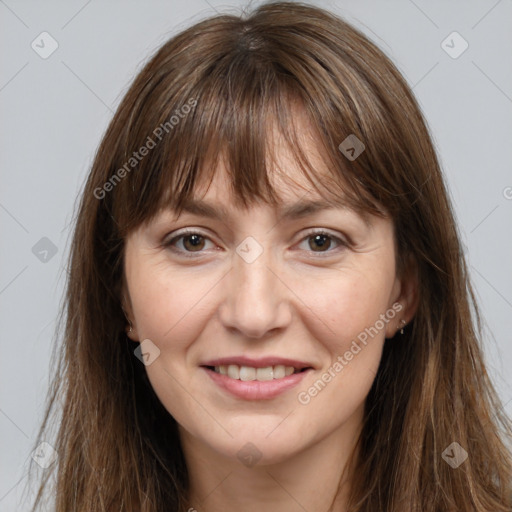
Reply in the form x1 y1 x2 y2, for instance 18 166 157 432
111 82 383 240
107 12 405 240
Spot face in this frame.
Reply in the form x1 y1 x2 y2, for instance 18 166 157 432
122 118 416 468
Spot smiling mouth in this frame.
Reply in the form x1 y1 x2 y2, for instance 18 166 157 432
203 364 311 381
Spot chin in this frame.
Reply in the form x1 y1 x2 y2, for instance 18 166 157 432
195 420 308 467
226 435 304 467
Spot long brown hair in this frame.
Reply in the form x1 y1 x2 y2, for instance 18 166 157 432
28 2 512 510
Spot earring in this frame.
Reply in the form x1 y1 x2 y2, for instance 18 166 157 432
122 304 133 335
399 319 406 335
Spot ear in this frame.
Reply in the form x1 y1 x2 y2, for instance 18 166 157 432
385 255 419 339
121 279 139 342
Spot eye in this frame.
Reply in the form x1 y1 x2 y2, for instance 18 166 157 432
163 228 348 258
163 229 216 257
296 229 347 256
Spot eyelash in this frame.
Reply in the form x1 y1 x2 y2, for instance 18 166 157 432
162 228 348 259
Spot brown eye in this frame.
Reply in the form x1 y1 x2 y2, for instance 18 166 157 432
297 230 347 257
163 230 215 257
182 234 206 252
308 233 332 252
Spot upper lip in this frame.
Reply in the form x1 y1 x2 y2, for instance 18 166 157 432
201 356 313 370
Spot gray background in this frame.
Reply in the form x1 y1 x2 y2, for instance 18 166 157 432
1 0 511 509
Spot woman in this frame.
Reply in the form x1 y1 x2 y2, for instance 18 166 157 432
29 1 512 511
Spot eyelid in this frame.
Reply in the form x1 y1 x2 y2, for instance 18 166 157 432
297 228 349 256
162 228 216 256
162 227 350 257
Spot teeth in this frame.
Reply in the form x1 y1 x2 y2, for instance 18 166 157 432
256 367 273 381
273 365 285 379
239 366 256 381
227 365 239 379
213 364 303 381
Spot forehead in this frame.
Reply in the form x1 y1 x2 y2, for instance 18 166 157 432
192 109 338 204
195 158 317 203
163 161 374 231
142 97 384 233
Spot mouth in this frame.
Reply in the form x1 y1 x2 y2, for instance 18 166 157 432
202 364 311 381
199 357 314 400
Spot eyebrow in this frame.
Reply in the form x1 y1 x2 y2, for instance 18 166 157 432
172 197 360 223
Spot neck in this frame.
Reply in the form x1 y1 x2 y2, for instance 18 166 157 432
179 408 363 512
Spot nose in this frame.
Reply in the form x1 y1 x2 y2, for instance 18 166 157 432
218 246 292 339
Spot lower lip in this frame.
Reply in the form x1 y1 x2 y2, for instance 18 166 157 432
202 367 312 400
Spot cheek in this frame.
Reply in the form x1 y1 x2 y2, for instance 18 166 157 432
291 266 394 353
292 275 390 423
128 267 221 429
129 265 220 345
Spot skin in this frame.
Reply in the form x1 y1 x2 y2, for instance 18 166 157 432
122 113 418 512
